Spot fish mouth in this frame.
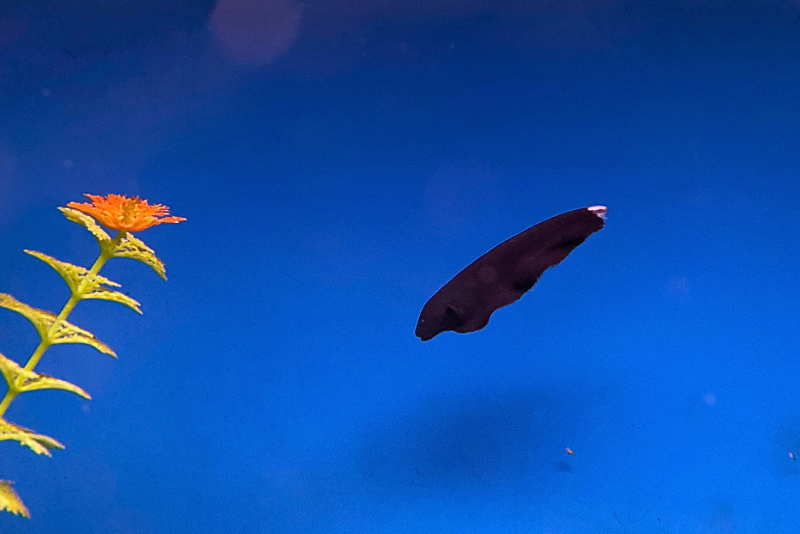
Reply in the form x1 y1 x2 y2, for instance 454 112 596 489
415 326 435 341
415 323 436 341
587 205 607 219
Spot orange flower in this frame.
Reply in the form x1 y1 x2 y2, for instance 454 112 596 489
67 194 186 233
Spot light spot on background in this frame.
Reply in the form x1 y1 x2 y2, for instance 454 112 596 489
666 276 691 297
704 393 716 406
209 0 303 65
423 162 503 232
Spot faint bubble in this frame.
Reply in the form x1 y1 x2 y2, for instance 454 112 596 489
666 276 691 297
210 0 303 65
773 417 800 478
82 404 90 413
423 161 503 232
710 502 735 531
62 159 74 168
42 88 51 96
704 393 716 406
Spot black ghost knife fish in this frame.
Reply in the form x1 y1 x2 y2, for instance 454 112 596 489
415 206 607 341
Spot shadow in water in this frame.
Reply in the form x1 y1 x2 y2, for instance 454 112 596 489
210 386 599 534
357 387 589 490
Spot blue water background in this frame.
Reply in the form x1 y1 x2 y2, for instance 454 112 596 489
1 1 800 532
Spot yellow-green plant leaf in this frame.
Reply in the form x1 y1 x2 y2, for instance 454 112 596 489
23 251 141 313
80 287 141 314
18 371 92 399
0 357 33 393
24 250 90 294
0 294 52 342
0 420 64 457
58 207 112 249
113 233 167 280
0 353 90 399
0 352 35 393
0 294 116 357
0 480 30 518
50 319 117 358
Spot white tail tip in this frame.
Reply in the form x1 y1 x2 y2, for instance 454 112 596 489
587 205 607 219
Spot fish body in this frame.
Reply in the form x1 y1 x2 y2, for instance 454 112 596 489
416 206 606 341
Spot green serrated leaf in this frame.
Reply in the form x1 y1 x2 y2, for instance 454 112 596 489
0 419 64 457
113 233 167 280
81 287 142 314
58 207 112 249
0 294 116 358
0 294 53 342
50 319 117 358
23 251 141 313
18 372 92 399
0 353 91 400
24 250 86 294
23 250 114 293
0 352 34 393
0 480 30 518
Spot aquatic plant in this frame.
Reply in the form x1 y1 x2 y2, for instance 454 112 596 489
0 194 185 518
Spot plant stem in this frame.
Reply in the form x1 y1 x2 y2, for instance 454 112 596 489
0 231 125 419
